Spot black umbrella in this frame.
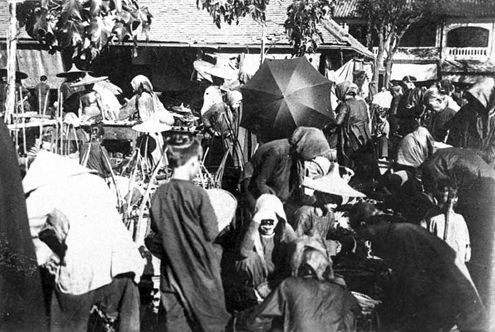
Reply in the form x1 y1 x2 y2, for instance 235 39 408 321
241 57 333 141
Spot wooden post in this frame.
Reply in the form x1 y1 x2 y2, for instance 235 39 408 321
5 0 19 124
260 23 266 65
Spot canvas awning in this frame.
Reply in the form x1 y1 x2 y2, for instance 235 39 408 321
1 48 65 88
390 63 438 81
16 49 65 88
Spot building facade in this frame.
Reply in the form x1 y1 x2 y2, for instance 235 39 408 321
333 0 495 83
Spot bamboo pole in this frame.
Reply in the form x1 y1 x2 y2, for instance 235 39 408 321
5 1 18 124
38 92 49 139
260 23 266 65
42 88 49 116
19 85 27 155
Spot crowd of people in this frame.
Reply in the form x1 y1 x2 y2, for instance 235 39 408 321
1 65 495 332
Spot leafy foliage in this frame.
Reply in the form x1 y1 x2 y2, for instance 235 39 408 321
284 0 335 56
18 0 152 62
356 0 446 86
198 0 335 55
197 0 270 27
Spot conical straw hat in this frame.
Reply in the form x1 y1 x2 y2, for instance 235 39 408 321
132 120 172 133
0 68 28 80
56 64 90 77
71 73 108 87
302 163 365 197
206 188 237 232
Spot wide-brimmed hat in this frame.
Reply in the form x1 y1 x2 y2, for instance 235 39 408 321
171 104 193 114
0 68 28 80
132 120 172 133
71 73 108 87
56 64 90 78
206 188 237 232
302 163 365 197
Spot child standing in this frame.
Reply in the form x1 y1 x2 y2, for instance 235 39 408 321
146 138 230 332
422 180 471 263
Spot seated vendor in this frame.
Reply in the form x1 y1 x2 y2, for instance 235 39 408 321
234 194 297 304
292 191 338 245
234 239 360 332
291 163 365 257
78 83 104 123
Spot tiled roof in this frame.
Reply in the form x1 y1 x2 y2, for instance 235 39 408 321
140 0 343 47
333 0 495 19
1 0 372 56
0 2 8 39
322 19 372 57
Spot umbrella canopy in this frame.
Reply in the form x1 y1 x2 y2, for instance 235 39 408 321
241 57 333 141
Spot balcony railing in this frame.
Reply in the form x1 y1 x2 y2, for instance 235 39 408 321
446 47 488 57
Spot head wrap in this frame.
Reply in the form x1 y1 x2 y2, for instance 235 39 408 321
305 156 331 178
290 235 332 280
131 75 153 94
226 90 242 106
290 127 332 160
201 86 224 115
336 81 359 101
252 194 287 223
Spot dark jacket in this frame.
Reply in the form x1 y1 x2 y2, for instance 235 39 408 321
235 277 358 332
422 147 495 194
0 121 47 331
248 139 294 203
335 98 371 166
367 220 486 332
397 87 424 119
425 107 457 142
148 179 230 332
447 77 495 165
248 128 331 204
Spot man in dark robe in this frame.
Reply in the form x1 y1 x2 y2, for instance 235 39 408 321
0 120 47 331
397 75 424 136
146 139 230 332
350 213 487 332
